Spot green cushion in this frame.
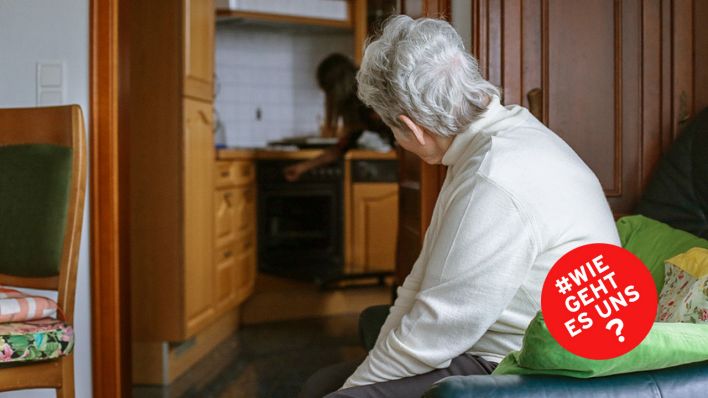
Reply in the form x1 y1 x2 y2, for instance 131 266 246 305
0 144 72 277
493 312 708 378
616 215 708 293
493 216 708 378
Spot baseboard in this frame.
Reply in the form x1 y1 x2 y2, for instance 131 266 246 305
132 309 240 385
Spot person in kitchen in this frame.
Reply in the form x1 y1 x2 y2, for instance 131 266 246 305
283 53 393 182
299 15 620 398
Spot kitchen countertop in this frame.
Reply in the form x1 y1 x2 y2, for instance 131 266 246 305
344 149 397 160
217 148 397 161
216 147 257 160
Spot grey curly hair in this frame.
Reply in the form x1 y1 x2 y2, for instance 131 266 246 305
357 15 500 137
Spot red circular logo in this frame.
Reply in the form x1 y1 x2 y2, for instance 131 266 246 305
541 243 657 360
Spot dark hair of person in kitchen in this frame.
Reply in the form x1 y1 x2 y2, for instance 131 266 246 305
283 53 392 182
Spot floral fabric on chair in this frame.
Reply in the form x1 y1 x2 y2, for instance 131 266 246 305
0 318 73 363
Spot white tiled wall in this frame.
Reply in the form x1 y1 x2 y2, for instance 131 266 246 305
215 22 354 147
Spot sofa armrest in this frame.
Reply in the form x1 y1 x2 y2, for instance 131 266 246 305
423 361 708 398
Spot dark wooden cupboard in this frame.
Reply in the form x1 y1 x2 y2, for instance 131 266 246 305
472 0 706 215
394 0 707 283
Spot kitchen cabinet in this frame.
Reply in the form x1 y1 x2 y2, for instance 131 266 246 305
214 189 239 311
184 98 217 333
344 150 399 274
214 157 257 310
216 0 351 28
216 1 398 65
214 188 238 247
349 183 399 273
128 0 230 386
185 0 215 101
128 0 216 343
216 0 350 19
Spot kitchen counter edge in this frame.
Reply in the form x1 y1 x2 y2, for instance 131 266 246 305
217 148 397 161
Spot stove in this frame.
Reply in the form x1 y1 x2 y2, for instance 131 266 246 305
256 160 343 281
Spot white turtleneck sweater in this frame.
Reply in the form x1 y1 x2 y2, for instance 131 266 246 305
342 97 620 389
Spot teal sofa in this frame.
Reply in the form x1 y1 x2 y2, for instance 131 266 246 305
358 216 708 397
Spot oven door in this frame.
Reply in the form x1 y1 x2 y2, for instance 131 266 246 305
258 183 343 280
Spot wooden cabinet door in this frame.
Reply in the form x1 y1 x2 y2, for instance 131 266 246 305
351 183 399 273
214 189 239 312
184 98 215 334
472 0 698 214
214 189 237 248
214 243 238 311
213 176 256 312
235 236 256 304
184 0 214 101
235 186 255 240
234 185 256 304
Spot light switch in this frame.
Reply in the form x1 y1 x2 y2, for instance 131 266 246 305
36 61 65 106
38 91 64 106
39 63 63 87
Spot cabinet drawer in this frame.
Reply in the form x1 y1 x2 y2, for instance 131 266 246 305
215 186 256 247
215 161 254 188
235 233 256 254
214 189 237 247
235 187 256 237
235 238 257 304
215 244 238 309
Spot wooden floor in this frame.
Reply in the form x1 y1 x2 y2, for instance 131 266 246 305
133 314 367 398
240 273 392 325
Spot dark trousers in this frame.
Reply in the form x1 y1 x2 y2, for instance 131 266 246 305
299 354 497 398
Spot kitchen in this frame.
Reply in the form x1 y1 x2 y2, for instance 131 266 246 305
128 0 408 396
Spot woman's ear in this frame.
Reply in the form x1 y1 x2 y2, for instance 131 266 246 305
398 115 426 146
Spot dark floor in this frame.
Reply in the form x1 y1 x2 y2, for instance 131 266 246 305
134 314 366 398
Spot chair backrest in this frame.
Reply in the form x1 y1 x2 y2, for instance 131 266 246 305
0 105 86 324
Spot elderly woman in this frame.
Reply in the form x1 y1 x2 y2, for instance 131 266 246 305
301 15 619 398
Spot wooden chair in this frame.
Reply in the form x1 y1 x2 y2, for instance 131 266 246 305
0 105 86 397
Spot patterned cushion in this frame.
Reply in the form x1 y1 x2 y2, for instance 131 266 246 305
0 318 73 363
0 287 58 323
657 248 708 323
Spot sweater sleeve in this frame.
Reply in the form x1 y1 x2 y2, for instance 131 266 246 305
341 176 538 388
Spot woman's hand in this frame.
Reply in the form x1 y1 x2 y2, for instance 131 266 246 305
284 163 307 182
283 147 341 182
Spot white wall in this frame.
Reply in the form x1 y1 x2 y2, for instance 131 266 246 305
215 22 353 147
0 0 92 397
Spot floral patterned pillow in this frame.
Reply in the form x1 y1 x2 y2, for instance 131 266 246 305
657 248 708 323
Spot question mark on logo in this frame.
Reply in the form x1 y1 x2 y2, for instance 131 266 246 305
606 319 625 342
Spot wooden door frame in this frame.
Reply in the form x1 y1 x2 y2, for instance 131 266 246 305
90 0 130 396
87 0 457 395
